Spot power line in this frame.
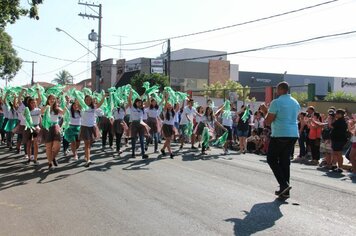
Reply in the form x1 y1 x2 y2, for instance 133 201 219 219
35 50 94 76
107 0 340 46
13 44 89 63
102 41 165 51
170 29 356 62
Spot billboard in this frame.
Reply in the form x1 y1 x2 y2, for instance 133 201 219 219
333 77 356 93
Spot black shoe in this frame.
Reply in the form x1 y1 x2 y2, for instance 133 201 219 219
191 146 198 150
179 145 183 150
131 154 136 159
142 154 149 159
16 148 20 154
275 186 292 197
26 158 31 165
161 149 166 156
53 159 58 167
170 153 174 159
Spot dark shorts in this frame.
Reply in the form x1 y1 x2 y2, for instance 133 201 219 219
130 121 145 138
80 125 100 142
331 141 346 152
162 124 174 138
22 126 40 144
237 130 249 138
147 117 158 134
42 124 61 143
223 126 233 141
195 122 206 136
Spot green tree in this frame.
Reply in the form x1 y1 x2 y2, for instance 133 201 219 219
52 70 73 85
131 73 169 95
324 91 356 102
203 80 255 101
0 29 21 82
0 0 43 28
291 92 308 107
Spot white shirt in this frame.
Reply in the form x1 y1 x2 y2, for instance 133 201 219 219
17 103 26 125
81 108 97 127
254 117 265 129
130 107 144 122
195 114 205 123
163 111 175 126
222 116 233 127
95 108 104 117
30 108 41 126
142 108 148 120
112 108 125 120
50 111 59 123
1 104 9 119
147 108 161 119
180 106 196 125
70 111 81 126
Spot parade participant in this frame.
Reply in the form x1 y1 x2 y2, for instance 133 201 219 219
215 101 234 155
13 89 27 155
79 94 106 167
0 97 6 145
128 89 149 159
112 104 126 155
179 98 197 150
160 95 179 159
236 105 251 154
146 98 161 153
260 82 300 199
3 94 18 151
193 106 205 148
22 97 41 165
99 112 114 151
201 106 226 155
41 94 64 170
64 100 81 160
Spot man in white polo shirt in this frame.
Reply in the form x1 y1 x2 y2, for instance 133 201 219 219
179 99 197 150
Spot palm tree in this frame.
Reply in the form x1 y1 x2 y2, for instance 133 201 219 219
52 70 73 85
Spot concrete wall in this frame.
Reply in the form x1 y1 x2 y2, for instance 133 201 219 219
170 61 209 91
169 48 227 63
307 101 356 114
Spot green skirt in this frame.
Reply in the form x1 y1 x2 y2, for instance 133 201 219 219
64 125 81 142
4 119 19 132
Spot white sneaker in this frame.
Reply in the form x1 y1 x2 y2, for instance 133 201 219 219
24 155 29 160
224 149 230 155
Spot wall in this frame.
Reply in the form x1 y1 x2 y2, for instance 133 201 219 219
169 48 227 63
208 60 230 85
333 77 356 93
307 101 356 114
170 61 209 91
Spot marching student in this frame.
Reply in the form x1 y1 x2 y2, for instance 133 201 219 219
64 100 81 160
41 94 64 170
112 104 126 155
146 98 161 153
160 95 179 159
128 89 149 159
23 97 42 165
79 94 106 167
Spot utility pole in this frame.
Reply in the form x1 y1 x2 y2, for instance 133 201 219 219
23 60 37 85
78 2 102 92
167 39 171 86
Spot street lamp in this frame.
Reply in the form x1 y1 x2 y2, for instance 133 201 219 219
56 27 101 92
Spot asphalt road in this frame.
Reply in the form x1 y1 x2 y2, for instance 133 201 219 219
0 142 355 236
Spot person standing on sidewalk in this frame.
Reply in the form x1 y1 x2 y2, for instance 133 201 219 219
260 82 300 199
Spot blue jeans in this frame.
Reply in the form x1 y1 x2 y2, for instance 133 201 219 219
132 134 145 157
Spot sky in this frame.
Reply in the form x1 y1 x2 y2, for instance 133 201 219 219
2 0 356 87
